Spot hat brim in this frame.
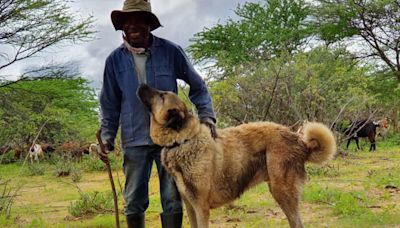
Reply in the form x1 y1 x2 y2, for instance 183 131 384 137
111 10 161 31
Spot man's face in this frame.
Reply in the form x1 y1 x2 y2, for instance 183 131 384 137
122 15 150 48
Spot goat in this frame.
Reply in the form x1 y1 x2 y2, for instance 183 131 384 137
376 117 390 139
41 143 55 158
29 143 44 163
344 118 387 151
88 143 99 159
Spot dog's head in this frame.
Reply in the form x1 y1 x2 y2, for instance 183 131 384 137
138 84 189 131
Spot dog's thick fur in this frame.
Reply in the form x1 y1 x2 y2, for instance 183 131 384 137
138 84 336 228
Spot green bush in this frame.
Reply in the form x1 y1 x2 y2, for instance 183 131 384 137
81 153 122 172
0 151 18 164
46 153 62 165
81 155 105 172
70 167 83 183
378 133 400 148
54 159 76 177
26 163 45 176
68 191 114 217
0 178 14 219
109 153 123 171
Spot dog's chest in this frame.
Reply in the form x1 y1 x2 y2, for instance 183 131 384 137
160 140 206 176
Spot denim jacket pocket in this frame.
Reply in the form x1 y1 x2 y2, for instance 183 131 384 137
120 112 134 144
154 66 176 91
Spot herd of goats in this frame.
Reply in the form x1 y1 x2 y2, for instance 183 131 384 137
0 117 392 164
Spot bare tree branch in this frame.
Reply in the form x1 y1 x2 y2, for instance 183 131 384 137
0 0 95 73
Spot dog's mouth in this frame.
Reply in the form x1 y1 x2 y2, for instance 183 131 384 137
137 84 158 111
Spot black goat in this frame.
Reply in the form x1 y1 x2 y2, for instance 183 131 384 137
344 120 379 151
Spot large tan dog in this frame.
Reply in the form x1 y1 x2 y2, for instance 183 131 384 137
138 84 336 228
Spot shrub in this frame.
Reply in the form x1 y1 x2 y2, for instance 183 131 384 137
81 155 105 172
54 159 76 177
26 163 45 176
68 191 114 217
109 153 123 171
0 151 16 164
70 167 83 183
81 153 122 172
46 153 62 165
0 178 16 219
378 133 400 148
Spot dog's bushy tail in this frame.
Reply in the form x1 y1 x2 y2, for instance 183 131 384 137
302 122 337 164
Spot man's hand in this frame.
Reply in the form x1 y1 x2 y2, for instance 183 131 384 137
200 117 218 139
97 142 114 164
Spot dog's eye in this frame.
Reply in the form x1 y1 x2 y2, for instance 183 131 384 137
159 93 164 100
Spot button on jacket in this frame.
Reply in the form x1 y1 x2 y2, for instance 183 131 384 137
100 35 215 148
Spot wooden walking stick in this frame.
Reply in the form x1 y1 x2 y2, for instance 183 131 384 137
96 129 120 228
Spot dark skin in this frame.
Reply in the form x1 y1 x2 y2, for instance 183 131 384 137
122 16 151 48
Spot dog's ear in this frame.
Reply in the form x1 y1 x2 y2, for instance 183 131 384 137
165 109 185 131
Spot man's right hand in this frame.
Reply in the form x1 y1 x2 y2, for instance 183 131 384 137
97 143 114 164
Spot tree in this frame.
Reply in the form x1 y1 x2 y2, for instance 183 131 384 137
0 0 94 79
314 0 400 81
0 71 98 148
313 0 400 130
188 0 313 78
209 48 375 127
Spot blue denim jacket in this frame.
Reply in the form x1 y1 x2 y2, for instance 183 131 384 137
100 35 215 148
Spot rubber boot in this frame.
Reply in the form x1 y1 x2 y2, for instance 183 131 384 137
126 214 145 228
160 212 183 228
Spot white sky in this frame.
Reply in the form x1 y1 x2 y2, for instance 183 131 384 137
2 0 257 89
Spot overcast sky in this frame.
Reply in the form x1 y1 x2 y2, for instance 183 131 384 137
3 0 257 89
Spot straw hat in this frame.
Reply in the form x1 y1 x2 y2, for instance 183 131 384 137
111 0 161 31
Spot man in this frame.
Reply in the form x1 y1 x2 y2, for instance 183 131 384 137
99 0 217 227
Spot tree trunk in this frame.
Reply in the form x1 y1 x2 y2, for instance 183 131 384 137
392 107 399 133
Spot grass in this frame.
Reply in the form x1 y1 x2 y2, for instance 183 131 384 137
0 136 399 227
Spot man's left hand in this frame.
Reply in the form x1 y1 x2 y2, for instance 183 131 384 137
200 117 218 139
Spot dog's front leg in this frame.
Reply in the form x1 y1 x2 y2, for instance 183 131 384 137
183 197 197 228
192 204 210 228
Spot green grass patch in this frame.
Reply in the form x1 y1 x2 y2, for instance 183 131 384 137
337 209 400 227
0 162 23 177
303 185 372 216
0 214 15 226
65 214 124 228
306 164 340 177
28 217 46 228
378 133 400 148
366 168 400 189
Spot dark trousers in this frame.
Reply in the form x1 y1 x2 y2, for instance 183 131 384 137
123 145 182 216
